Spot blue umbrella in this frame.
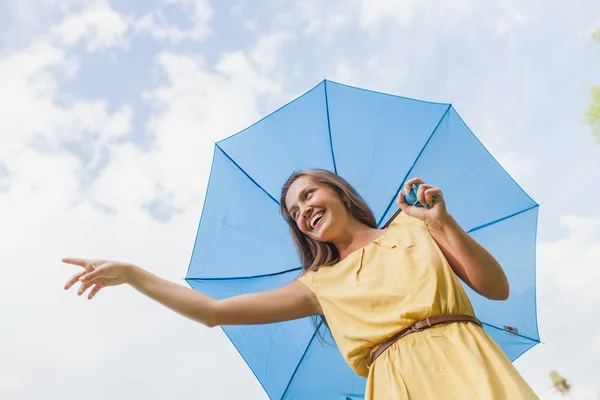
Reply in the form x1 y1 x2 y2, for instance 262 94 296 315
185 80 540 399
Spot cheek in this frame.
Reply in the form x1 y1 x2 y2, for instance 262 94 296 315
295 219 309 233
314 192 336 209
328 197 346 214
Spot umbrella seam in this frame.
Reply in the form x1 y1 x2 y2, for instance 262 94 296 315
219 326 274 400
451 108 538 206
530 207 542 350
326 79 450 106
186 266 302 281
481 321 540 343
324 79 337 174
279 318 324 399
216 81 325 144
377 104 452 227
467 204 539 233
215 143 280 205
185 146 219 280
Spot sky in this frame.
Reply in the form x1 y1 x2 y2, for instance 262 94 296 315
1 0 599 399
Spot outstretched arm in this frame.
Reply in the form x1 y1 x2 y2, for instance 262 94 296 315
128 266 321 326
62 258 321 327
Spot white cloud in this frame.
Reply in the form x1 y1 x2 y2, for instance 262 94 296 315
250 32 295 73
1 0 126 50
104 45 284 215
359 0 416 32
49 2 130 51
0 38 133 196
0 16 290 400
0 25 294 397
295 0 351 39
0 0 131 156
135 0 213 44
0 3 250 398
514 215 600 399
58 28 290 398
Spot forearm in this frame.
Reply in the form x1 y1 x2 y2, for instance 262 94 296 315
427 215 509 300
126 265 218 326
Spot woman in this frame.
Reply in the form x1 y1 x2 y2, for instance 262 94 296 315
63 170 538 399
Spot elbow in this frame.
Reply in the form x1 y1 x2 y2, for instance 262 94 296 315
490 289 509 301
487 279 509 301
500 284 510 301
203 315 217 328
202 300 222 328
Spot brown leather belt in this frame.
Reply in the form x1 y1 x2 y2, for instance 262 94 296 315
370 314 482 364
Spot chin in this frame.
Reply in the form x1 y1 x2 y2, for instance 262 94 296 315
310 226 332 243
303 217 333 242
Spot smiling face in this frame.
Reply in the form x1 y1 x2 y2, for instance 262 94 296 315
280 169 378 271
284 175 350 242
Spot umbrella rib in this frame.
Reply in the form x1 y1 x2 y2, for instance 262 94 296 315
216 143 280 206
467 204 538 233
480 321 540 343
377 105 452 227
280 318 324 400
186 266 302 281
324 80 337 174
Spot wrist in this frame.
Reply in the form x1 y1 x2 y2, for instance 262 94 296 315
124 263 141 286
426 213 455 234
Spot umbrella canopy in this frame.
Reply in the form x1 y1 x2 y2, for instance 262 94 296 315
185 80 540 399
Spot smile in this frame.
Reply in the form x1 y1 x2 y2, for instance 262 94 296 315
310 210 325 229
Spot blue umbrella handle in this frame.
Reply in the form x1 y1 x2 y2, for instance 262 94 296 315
402 183 428 208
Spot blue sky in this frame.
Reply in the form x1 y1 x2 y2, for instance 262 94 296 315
1 1 599 399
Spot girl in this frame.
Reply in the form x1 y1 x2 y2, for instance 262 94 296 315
63 170 538 399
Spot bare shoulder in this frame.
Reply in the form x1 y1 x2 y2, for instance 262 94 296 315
288 278 323 315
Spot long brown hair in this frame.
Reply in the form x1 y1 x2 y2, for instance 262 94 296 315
280 169 377 271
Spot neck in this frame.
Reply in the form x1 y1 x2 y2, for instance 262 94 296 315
333 219 384 260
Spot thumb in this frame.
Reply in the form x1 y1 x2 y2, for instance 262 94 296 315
397 191 425 220
397 191 410 212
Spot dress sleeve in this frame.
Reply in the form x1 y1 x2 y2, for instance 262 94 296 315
296 270 316 294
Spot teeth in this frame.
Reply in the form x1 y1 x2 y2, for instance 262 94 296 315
311 211 324 228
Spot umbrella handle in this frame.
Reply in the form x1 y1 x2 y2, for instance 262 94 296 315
383 183 427 229
403 183 427 208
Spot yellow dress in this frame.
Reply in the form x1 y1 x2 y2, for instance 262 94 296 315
297 212 538 400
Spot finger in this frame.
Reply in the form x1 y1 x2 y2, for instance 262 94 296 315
62 257 89 267
80 267 106 283
424 187 441 208
88 284 102 300
397 191 409 211
404 177 424 194
62 258 94 272
64 270 87 290
397 192 426 219
417 184 432 207
77 281 95 296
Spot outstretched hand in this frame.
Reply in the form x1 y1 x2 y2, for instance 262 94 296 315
396 177 450 225
62 258 133 300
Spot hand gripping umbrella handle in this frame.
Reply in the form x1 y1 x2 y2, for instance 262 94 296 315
402 183 428 208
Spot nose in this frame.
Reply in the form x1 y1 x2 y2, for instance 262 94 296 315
301 206 313 221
